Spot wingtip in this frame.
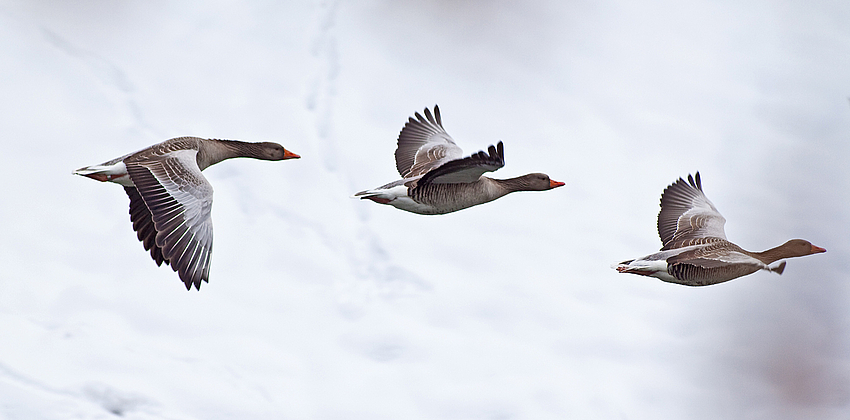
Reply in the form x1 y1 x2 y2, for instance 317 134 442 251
423 106 439 126
182 277 206 291
413 111 425 123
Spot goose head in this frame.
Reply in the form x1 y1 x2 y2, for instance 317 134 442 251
514 173 565 191
780 239 826 257
255 142 300 161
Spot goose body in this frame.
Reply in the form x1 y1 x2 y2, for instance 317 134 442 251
354 105 564 215
74 136 299 290
614 173 825 286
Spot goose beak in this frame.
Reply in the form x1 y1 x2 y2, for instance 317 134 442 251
811 244 826 253
283 149 301 159
549 179 565 189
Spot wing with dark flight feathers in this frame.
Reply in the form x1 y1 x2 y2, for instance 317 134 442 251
124 147 213 290
657 172 727 250
417 141 505 186
394 105 463 178
124 186 166 267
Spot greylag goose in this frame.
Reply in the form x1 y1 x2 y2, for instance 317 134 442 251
354 105 564 214
74 137 299 290
614 172 825 286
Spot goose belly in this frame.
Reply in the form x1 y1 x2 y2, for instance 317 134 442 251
667 262 763 286
389 195 445 215
406 183 498 215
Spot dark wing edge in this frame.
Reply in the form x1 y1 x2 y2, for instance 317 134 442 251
124 186 166 267
417 141 505 186
658 173 699 247
125 164 212 291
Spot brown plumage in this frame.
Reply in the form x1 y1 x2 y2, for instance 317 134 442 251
614 172 826 286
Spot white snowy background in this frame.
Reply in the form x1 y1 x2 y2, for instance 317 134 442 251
1 1 849 419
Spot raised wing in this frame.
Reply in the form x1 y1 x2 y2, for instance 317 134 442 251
417 141 505 186
125 148 213 290
657 172 727 250
395 105 463 178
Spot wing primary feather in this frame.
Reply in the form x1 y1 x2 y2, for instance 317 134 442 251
124 186 169 267
424 107 435 125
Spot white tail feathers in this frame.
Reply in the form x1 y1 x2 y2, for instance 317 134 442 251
72 161 132 186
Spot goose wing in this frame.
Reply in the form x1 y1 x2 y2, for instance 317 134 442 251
395 105 464 178
416 141 505 186
124 147 213 290
658 172 727 250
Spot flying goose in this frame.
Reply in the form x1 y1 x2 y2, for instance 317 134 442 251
74 136 299 290
614 172 825 286
354 105 564 214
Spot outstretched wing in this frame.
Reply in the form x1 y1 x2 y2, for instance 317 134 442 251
657 172 727 250
125 148 213 290
417 141 505 186
395 105 463 178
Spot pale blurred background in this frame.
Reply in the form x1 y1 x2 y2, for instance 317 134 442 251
0 1 848 419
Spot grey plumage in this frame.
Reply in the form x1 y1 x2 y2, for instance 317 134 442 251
355 105 564 215
75 136 298 290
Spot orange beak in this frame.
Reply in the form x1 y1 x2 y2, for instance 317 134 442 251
283 149 300 160
549 179 565 189
811 244 826 253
